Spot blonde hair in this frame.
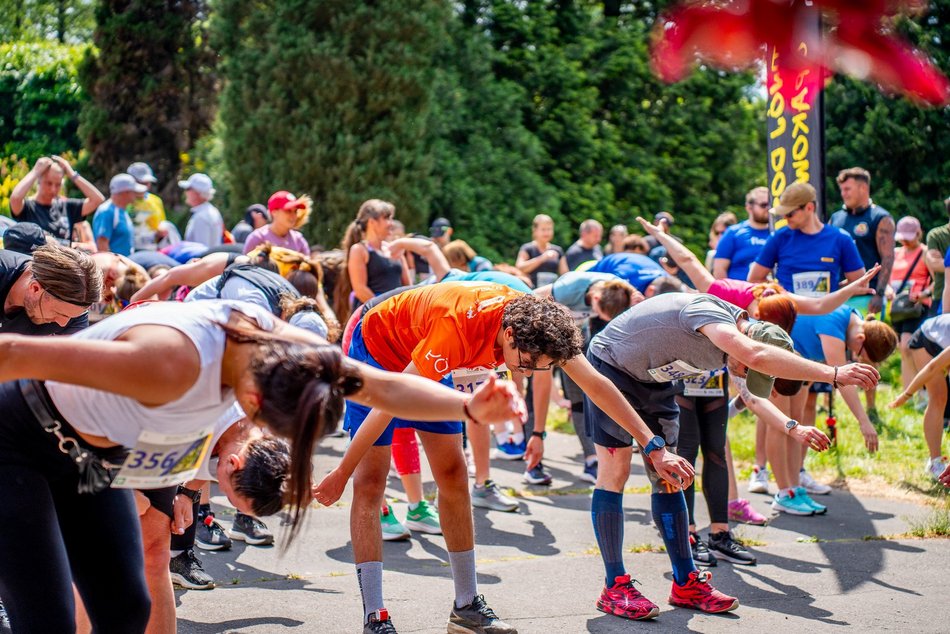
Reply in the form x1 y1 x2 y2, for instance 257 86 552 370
443 239 476 269
289 194 313 230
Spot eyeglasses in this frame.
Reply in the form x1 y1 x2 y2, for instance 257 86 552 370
515 349 555 373
785 204 807 218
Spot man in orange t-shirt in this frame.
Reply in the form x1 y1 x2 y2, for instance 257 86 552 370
314 282 696 633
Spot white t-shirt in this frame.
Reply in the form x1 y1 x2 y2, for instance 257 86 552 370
184 202 224 247
46 300 274 447
186 275 269 305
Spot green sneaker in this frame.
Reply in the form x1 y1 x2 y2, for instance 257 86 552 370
404 500 442 534
380 504 410 541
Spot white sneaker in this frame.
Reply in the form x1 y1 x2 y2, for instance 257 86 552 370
799 470 832 495
748 465 770 494
927 457 948 481
464 447 476 478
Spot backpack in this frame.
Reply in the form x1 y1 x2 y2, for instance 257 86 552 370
215 263 299 316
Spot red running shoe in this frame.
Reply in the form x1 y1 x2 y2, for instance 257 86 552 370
596 574 660 620
668 570 739 614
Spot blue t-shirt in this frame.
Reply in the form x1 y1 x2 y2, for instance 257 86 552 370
468 256 493 273
588 253 664 293
790 306 854 362
714 220 771 280
944 250 950 267
92 201 135 256
754 224 864 296
442 270 531 293
550 271 617 317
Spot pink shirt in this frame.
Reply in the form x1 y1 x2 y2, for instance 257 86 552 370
707 278 756 310
242 225 309 255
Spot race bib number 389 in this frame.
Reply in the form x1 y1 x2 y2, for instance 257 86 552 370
792 271 831 297
111 428 213 489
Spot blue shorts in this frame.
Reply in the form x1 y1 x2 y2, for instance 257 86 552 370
344 321 463 446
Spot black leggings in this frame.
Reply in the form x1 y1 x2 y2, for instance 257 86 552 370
676 394 730 526
0 381 150 633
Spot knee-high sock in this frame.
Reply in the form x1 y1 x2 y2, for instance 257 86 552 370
591 489 625 586
652 491 696 585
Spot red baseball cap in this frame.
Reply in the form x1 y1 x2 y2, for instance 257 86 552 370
268 190 306 213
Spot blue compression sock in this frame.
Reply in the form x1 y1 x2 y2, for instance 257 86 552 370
651 491 696 585
591 489 625 586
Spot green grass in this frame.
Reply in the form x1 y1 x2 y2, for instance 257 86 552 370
908 508 950 537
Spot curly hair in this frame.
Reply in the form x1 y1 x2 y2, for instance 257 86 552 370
233 436 291 517
501 294 582 366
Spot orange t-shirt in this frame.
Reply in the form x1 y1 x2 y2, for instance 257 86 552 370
362 282 524 380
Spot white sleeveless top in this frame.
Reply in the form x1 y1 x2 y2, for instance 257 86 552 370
46 300 275 447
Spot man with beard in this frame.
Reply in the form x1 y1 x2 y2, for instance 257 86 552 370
713 186 772 281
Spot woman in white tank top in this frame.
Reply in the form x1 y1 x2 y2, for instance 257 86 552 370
0 298 525 634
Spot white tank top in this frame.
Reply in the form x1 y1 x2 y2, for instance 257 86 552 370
46 300 275 447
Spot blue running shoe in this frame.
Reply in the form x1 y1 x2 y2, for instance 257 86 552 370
794 487 827 515
494 438 526 460
771 490 815 516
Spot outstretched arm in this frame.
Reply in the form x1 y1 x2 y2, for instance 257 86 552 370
636 217 714 292
130 252 238 302
821 335 877 452
388 237 451 280
738 384 830 451
890 347 950 407
792 265 880 315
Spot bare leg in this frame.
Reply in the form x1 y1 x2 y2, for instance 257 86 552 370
140 506 175 634
466 420 492 484
913 348 947 460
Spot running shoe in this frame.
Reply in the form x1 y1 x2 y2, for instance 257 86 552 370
580 460 598 484
771 490 815 516
404 500 442 534
169 549 215 590
493 438 526 461
448 594 517 633
595 574 659 621
464 447 476 478
708 531 757 565
727 498 768 526
196 512 232 551
381 504 411 541
799 469 832 495
794 487 827 515
364 609 398 634
927 457 949 481
668 570 739 613
471 480 518 512
689 532 717 567
522 462 553 485
747 465 770 494
229 513 275 546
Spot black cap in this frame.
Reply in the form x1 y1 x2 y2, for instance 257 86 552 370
3 222 48 254
429 217 452 238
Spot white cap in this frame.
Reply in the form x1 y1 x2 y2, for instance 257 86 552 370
127 162 158 184
110 173 147 195
178 173 215 197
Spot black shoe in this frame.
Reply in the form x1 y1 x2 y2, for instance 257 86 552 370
364 609 397 633
169 549 215 590
688 531 717 567
196 512 232 551
522 462 552 486
230 513 274 546
448 595 517 633
708 530 757 566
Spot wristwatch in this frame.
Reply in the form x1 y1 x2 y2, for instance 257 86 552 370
785 420 800 432
643 435 666 456
531 431 547 440
176 485 202 504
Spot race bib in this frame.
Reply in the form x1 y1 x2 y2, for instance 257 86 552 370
451 366 511 394
792 271 831 297
111 427 214 489
647 359 706 383
682 368 726 397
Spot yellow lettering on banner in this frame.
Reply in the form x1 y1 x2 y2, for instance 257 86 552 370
792 134 808 161
770 116 786 139
771 171 787 197
768 92 785 118
791 112 809 136
770 147 786 172
769 71 783 96
793 159 810 182
770 47 780 72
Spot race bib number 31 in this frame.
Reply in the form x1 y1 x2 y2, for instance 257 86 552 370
451 366 510 394
111 428 213 489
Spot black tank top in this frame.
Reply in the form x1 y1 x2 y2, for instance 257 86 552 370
365 245 404 296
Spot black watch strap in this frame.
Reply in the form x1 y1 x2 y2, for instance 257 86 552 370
177 485 201 504
531 431 547 440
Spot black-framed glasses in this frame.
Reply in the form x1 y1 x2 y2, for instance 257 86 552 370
515 349 555 373
785 204 807 218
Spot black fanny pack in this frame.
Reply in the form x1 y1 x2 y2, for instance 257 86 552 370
17 379 127 494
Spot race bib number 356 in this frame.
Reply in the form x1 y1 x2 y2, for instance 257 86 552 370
111 428 213 489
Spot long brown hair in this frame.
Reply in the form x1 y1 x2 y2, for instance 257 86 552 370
334 199 396 321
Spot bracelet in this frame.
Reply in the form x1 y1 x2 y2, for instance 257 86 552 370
832 366 839 389
462 399 481 425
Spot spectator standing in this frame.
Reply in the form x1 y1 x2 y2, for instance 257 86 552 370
713 186 771 280
704 212 738 271
748 182 866 295
830 167 895 315
925 197 950 316
242 191 311 255
231 204 271 244
604 224 628 255
887 216 933 391
565 219 604 270
127 162 167 251
92 174 142 256
516 213 568 287
179 173 223 247
10 156 104 243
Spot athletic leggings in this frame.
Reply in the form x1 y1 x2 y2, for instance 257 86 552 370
0 381 150 633
676 394 730 526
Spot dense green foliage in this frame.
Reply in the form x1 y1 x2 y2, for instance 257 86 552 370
0 42 87 159
78 0 216 202
0 0 95 43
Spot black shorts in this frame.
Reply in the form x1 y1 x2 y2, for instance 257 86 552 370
140 486 177 519
908 328 944 359
584 351 680 449
892 315 926 336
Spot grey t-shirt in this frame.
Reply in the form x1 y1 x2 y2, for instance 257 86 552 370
589 293 745 383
